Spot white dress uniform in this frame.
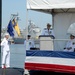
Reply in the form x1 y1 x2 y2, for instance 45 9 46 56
1 38 10 68
63 39 75 52
24 39 35 50
42 28 55 36
24 39 35 75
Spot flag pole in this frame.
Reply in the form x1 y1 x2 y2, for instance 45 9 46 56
26 9 29 48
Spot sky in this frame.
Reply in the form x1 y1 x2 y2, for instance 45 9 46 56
2 0 52 31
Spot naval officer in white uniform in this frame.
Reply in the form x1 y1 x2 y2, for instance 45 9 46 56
24 35 35 50
1 33 10 68
64 34 75 52
24 35 35 75
42 23 55 39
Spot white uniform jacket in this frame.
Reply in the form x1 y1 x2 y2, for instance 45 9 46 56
42 28 55 36
24 39 35 50
1 38 10 51
64 39 75 52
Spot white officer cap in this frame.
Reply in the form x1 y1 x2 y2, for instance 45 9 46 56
4 33 9 36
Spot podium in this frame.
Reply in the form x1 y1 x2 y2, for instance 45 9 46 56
39 35 54 50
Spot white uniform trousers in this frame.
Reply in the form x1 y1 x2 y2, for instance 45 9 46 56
2 50 10 68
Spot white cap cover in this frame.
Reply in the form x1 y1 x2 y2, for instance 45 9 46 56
4 33 9 36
